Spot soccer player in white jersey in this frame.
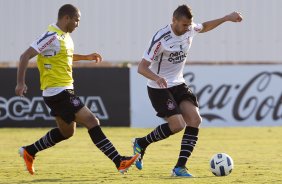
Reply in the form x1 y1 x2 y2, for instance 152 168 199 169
133 5 243 177
15 4 139 175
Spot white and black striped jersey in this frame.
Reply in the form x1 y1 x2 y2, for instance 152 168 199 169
142 23 203 88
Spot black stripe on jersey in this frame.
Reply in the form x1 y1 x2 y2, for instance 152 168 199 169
147 30 171 55
37 31 57 45
157 53 164 74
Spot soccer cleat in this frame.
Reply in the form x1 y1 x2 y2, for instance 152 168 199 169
171 166 193 177
18 147 35 175
117 153 140 174
132 138 146 170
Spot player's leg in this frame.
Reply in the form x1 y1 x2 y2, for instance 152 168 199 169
55 116 76 138
19 117 74 175
133 114 185 170
178 100 201 165
24 117 75 153
172 101 201 177
135 114 185 149
19 89 79 175
172 84 202 177
22 117 73 156
51 89 139 173
74 106 139 173
22 90 80 156
133 86 185 170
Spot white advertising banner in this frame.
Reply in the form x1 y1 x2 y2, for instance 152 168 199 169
130 65 282 127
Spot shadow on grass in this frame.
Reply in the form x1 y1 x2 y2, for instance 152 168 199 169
30 179 99 183
161 176 215 179
17 179 62 183
30 179 62 183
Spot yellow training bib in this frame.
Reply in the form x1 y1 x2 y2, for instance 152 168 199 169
37 25 74 90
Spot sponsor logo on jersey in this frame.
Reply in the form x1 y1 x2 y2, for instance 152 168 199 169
150 41 161 61
168 51 187 64
38 36 56 52
37 31 56 45
44 64 52 69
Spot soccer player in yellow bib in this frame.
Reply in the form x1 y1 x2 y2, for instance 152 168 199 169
15 4 139 175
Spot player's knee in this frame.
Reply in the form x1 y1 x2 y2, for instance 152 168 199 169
60 128 75 139
196 115 202 125
85 114 100 129
199 116 202 124
171 121 186 133
189 116 202 127
64 131 75 139
177 122 186 132
93 116 100 126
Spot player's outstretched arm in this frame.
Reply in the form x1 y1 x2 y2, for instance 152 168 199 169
73 53 102 63
200 11 243 33
15 47 38 97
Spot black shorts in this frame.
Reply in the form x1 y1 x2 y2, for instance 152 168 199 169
147 83 199 118
43 89 85 124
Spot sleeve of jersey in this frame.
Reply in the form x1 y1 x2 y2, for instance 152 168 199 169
30 31 57 53
191 23 203 36
142 38 163 62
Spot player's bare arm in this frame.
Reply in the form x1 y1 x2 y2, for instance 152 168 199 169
200 11 243 33
138 59 167 88
15 47 39 97
73 53 102 63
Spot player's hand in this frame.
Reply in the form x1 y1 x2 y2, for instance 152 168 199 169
87 53 102 63
155 77 167 88
225 11 243 22
15 83 28 97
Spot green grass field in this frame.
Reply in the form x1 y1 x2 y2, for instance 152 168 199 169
1 127 282 184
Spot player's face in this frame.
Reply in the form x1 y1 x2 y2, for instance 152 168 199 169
66 11 81 33
173 16 193 36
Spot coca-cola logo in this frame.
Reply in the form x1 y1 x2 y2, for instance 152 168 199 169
184 71 282 122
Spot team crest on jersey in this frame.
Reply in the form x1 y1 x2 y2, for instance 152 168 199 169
167 99 176 110
70 97 81 107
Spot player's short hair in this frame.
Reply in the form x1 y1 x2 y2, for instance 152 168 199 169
58 4 79 19
173 5 193 20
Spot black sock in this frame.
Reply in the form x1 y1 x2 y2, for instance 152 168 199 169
137 123 173 149
25 128 67 156
175 126 199 167
88 126 121 168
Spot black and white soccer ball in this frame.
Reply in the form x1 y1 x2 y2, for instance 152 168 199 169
210 153 234 176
